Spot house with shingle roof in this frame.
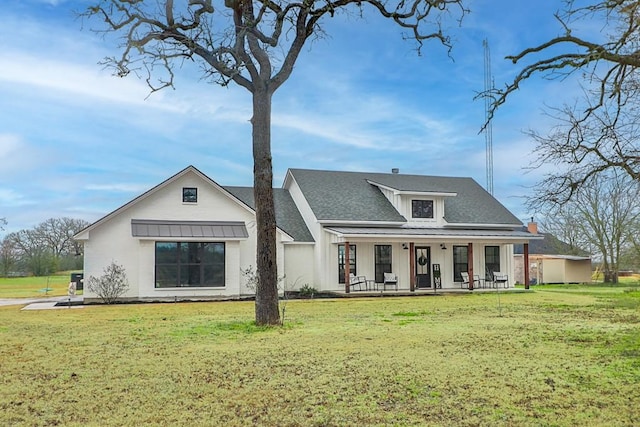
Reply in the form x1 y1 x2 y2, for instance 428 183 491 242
513 222 592 284
75 166 539 302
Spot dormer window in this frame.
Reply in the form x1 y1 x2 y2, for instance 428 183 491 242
182 187 198 203
412 200 433 219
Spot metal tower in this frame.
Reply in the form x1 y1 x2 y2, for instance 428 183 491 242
483 39 494 195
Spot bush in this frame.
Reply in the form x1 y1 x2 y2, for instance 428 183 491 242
298 284 318 298
86 261 129 304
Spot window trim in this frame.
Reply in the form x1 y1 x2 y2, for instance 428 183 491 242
453 245 468 282
484 246 500 280
374 244 392 283
182 187 198 203
338 244 356 284
155 241 225 288
411 199 434 219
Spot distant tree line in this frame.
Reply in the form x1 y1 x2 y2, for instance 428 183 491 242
0 218 89 277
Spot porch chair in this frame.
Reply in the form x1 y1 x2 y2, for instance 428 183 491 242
474 274 485 289
492 272 509 288
348 273 367 291
460 272 481 289
382 272 398 291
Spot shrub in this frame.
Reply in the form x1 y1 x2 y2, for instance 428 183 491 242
298 284 318 298
86 261 129 304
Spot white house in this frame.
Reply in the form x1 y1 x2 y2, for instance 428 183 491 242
75 166 538 302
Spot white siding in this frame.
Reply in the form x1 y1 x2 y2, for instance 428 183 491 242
283 244 315 290
81 169 292 301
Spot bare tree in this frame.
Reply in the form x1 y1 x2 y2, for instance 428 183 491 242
540 170 640 283
34 217 89 258
5 218 89 276
488 1 640 202
81 0 468 325
539 211 593 256
6 230 54 276
0 236 18 277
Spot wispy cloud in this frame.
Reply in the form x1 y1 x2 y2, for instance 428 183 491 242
0 51 183 111
84 183 152 193
0 0 594 233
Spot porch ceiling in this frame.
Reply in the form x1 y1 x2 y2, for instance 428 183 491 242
325 226 539 241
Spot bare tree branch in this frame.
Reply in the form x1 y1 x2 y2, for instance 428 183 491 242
484 0 640 207
81 0 468 325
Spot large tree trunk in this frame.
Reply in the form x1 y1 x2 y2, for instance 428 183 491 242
252 88 280 325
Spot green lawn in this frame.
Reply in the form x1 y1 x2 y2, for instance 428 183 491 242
0 272 81 298
1 287 638 426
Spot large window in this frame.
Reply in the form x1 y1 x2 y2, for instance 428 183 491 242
485 246 500 280
155 242 225 288
374 245 392 283
411 200 434 219
338 244 356 284
453 245 468 282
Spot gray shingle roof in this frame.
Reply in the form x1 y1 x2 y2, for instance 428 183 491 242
287 169 522 226
514 232 590 256
224 186 315 243
286 170 406 223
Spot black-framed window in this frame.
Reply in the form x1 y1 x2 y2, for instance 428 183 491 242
182 187 198 203
374 245 392 283
453 245 468 282
411 200 434 219
155 242 224 288
485 246 500 280
338 244 356 284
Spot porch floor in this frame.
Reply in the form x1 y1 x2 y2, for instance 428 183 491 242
329 287 531 297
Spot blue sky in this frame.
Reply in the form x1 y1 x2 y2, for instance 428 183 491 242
0 0 587 234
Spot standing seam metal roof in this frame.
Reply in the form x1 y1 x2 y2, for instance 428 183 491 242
131 220 249 239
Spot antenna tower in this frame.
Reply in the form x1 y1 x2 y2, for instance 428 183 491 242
483 39 494 195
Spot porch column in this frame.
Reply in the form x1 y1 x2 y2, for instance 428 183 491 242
409 242 415 292
524 243 530 290
467 243 474 290
345 241 350 293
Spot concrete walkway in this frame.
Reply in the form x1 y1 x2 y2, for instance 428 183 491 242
0 296 84 310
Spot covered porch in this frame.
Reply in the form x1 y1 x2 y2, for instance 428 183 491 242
326 226 537 293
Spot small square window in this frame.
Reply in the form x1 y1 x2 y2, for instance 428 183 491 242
183 187 198 203
412 200 433 219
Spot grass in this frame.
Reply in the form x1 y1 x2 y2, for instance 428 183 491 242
1 287 639 426
0 272 81 298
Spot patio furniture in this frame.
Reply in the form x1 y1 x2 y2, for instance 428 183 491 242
493 272 509 288
348 273 368 291
382 273 398 291
474 274 485 288
461 272 481 289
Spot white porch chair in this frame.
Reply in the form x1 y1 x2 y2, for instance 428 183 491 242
348 273 367 291
382 273 398 291
493 272 509 288
460 272 481 289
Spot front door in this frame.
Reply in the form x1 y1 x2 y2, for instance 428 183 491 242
415 246 431 288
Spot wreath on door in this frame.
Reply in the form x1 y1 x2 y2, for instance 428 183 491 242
418 255 428 266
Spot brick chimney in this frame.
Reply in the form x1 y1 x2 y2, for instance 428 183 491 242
527 218 538 234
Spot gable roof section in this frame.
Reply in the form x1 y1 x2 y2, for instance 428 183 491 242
75 166 292 241
286 169 522 227
224 186 314 242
